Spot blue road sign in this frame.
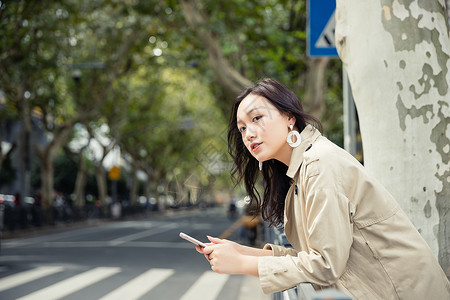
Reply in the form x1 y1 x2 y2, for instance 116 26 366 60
307 0 338 57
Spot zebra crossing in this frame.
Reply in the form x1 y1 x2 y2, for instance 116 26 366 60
0 265 232 300
0 208 271 299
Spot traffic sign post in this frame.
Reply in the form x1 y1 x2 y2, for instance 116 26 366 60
307 0 358 159
307 0 338 57
108 166 120 203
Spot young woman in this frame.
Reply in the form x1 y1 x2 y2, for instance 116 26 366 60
197 78 449 299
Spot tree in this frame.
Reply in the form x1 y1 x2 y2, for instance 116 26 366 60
179 0 338 125
117 65 228 208
1 0 346 224
335 0 450 275
89 126 116 205
179 0 253 96
0 1 73 204
65 124 92 208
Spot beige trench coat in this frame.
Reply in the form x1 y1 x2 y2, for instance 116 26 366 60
258 125 449 299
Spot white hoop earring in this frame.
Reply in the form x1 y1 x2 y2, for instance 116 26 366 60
259 161 263 171
287 125 301 148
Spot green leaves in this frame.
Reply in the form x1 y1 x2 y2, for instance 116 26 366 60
0 0 343 201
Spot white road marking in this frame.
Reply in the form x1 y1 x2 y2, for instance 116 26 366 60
98 268 174 300
180 271 229 300
17 267 121 300
109 223 178 245
0 266 64 292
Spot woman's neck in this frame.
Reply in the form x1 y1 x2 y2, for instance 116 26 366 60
275 144 294 166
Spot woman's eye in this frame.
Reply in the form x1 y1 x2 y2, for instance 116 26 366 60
252 116 262 122
239 127 246 133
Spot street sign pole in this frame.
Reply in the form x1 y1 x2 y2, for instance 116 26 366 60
108 166 121 203
307 0 358 157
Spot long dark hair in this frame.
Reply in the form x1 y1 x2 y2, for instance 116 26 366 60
227 78 322 227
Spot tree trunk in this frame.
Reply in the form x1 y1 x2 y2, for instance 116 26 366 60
92 137 115 205
164 179 170 208
73 155 87 208
303 57 330 118
95 164 107 204
40 151 54 224
335 0 450 276
130 162 139 205
37 125 73 224
18 90 32 205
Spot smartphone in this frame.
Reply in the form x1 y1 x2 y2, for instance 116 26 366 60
179 232 207 247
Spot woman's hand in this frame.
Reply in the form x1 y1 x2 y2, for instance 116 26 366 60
195 236 243 260
199 236 259 276
195 241 214 261
199 236 273 257
206 236 244 252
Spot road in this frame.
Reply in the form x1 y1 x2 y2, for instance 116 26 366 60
0 207 269 300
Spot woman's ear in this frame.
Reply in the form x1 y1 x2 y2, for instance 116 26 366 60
287 113 296 124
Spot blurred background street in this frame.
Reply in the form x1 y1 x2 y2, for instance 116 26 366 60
0 206 269 300
1 0 449 297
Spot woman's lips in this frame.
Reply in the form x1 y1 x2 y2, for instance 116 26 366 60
251 142 262 152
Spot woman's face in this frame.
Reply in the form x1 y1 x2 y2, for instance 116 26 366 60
236 93 294 165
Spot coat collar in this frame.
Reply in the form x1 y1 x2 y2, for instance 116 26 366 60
286 124 322 179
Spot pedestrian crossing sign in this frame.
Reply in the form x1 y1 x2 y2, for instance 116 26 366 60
307 0 339 57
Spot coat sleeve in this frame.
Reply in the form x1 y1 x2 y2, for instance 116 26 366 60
263 243 298 257
258 187 354 294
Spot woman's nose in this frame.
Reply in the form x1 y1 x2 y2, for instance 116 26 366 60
245 126 256 141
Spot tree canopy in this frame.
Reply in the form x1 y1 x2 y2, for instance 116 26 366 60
0 0 343 210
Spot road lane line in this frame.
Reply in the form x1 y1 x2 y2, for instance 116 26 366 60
17 267 121 300
98 268 175 300
109 223 178 245
0 266 64 292
180 271 229 300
